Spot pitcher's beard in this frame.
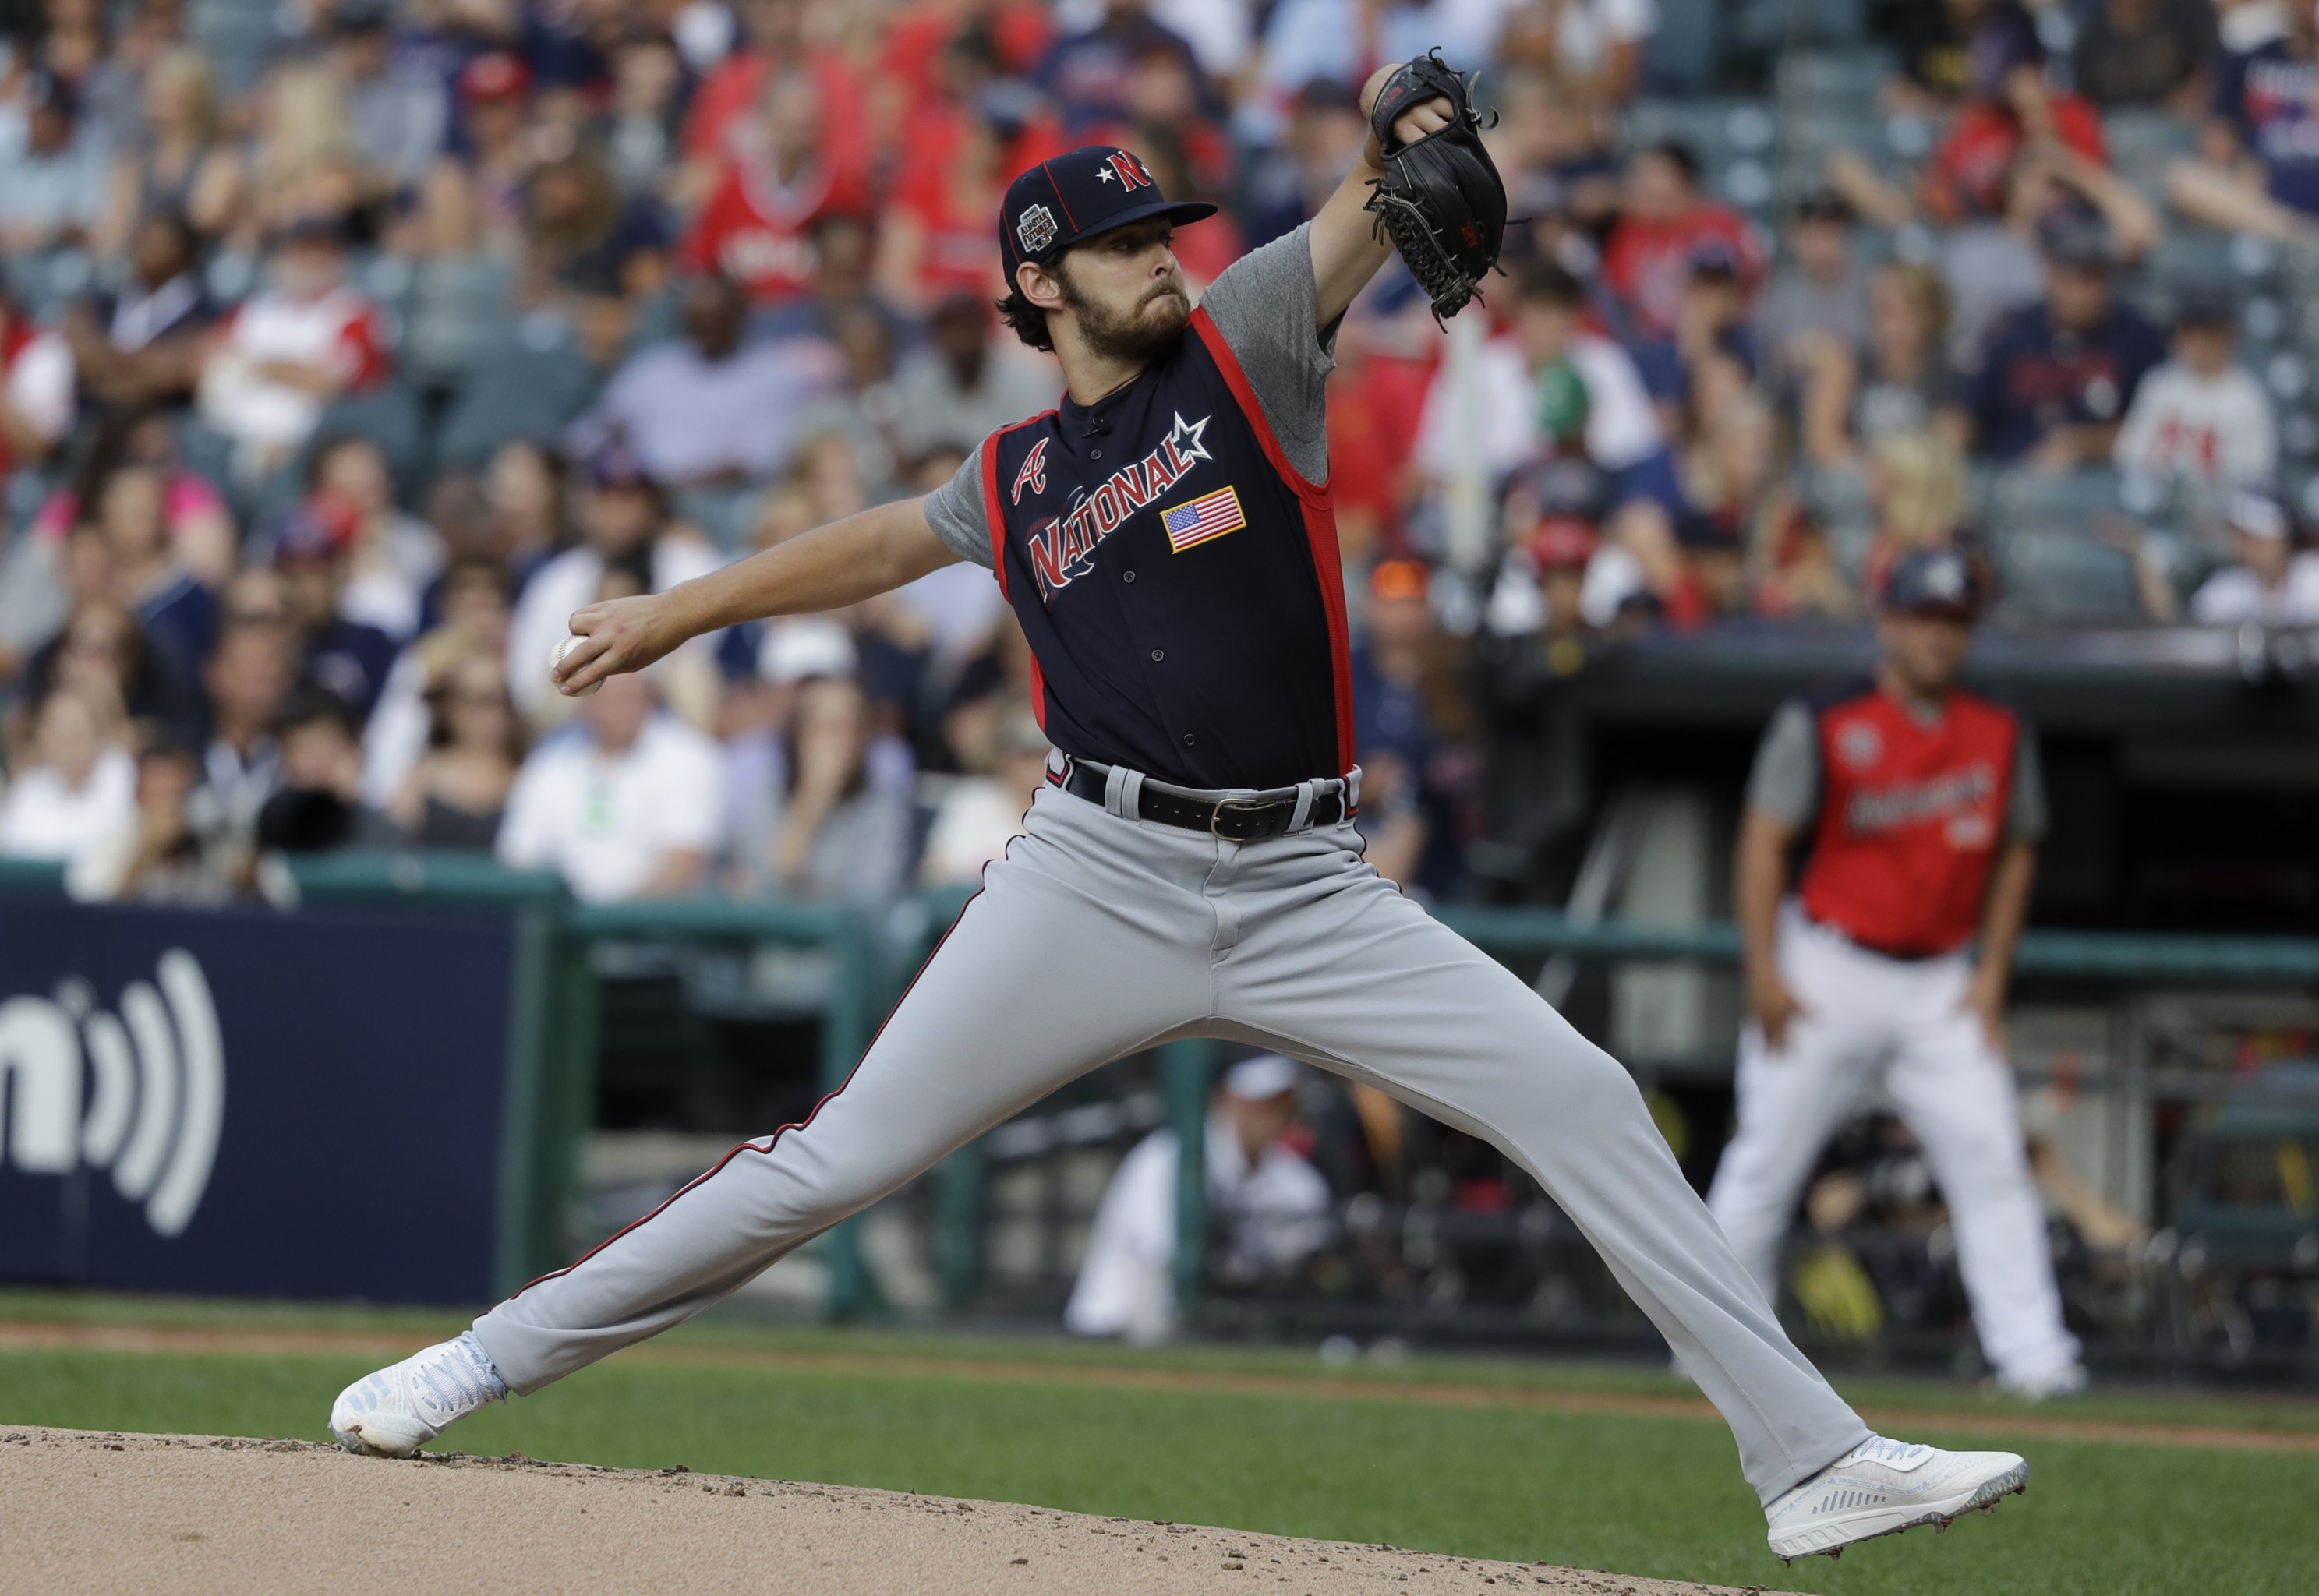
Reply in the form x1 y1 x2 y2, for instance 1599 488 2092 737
1061 274 1190 365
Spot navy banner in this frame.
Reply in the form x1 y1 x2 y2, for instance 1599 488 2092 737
0 901 518 1305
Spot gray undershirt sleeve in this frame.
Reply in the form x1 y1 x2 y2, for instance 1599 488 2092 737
2006 724 2049 842
1195 221 1338 485
923 447 996 570
1745 700 1821 827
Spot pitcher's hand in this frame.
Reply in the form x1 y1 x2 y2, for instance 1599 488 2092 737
552 593 688 696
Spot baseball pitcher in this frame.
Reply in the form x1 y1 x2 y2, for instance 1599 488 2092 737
1706 547 2087 1400
329 60 2028 1562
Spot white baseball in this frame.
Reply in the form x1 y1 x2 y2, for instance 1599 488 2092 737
551 634 602 697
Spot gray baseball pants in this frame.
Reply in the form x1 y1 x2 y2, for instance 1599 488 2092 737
473 777 1870 1504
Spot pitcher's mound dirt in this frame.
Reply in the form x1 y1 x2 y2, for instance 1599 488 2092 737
0 1426 1792 1595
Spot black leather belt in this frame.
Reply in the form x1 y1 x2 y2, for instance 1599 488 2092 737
1059 760 1348 841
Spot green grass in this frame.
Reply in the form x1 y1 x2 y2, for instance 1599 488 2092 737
2 1294 2314 1595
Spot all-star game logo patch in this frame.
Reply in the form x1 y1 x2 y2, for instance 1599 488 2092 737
1016 203 1058 256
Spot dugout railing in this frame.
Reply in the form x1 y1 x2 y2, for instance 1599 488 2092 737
9 852 2316 1372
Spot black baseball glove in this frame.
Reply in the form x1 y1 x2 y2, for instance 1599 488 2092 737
1364 51 1508 322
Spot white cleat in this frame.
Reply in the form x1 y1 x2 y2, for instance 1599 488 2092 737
1765 1435 2028 1562
329 1332 507 1457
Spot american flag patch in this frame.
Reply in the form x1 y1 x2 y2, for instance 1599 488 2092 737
1159 486 1246 553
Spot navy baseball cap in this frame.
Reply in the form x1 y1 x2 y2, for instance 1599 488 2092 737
1882 548 1981 620
1000 146 1217 275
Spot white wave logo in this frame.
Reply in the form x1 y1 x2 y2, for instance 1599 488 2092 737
0 950 225 1236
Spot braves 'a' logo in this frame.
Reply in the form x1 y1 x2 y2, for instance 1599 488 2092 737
1096 153 1154 191
1011 436 1051 504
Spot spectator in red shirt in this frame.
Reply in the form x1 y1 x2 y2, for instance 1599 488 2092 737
876 112 1017 313
680 0 871 199
1601 143 1762 342
681 69 871 305
1918 19 2109 225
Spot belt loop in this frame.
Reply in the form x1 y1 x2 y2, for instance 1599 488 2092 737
1344 764 1362 814
1287 780 1315 832
1118 766 1145 819
1101 760 1131 817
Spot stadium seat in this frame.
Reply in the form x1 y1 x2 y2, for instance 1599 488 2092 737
1642 0 1722 96
185 0 279 97
400 256 520 391
433 315 604 471
1774 48 1896 111
1997 526 2144 624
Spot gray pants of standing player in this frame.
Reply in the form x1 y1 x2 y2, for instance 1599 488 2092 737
474 777 1871 1505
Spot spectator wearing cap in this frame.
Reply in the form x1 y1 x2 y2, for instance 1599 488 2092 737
567 273 842 490
65 213 219 415
1755 192 1872 378
2187 491 2319 625
1958 218 2165 468
497 669 724 902
1888 0 2048 110
449 51 540 238
680 67 875 305
332 0 447 191
2169 2 2319 243
1065 1052 1331 1343
0 69 110 252
272 500 399 722
195 213 392 482
504 442 723 722
893 295 1061 463
2073 0 2218 112
1600 143 1762 344
2113 287 2277 497
1631 239 1759 422
1915 12 2111 229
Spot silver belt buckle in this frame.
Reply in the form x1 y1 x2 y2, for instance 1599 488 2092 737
1208 795 1269 840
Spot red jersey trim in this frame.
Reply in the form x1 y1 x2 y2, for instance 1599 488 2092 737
979 410 1059 729
1190 308 1353 772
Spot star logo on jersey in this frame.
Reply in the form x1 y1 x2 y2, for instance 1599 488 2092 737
1011 436 1051 504
1837 722 1882 772
1025 411 1215 600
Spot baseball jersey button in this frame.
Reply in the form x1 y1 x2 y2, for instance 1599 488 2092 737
1091 448 1103 459
1182 732 1197 746
1150 648 1165 662
1122 570 1137 583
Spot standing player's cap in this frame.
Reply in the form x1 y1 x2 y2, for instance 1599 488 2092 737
1000 146 1218 274
1880 547 1981 620
1222 1054 1302 1101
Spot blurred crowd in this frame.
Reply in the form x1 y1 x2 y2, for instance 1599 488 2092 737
6 0 2319 913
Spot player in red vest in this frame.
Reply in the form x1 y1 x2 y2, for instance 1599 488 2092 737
1709 548 2086 1400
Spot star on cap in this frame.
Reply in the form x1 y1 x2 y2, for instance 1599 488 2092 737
1097 165 1116 183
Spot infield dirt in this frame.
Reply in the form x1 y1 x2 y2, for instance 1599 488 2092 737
1 1425 1791 1595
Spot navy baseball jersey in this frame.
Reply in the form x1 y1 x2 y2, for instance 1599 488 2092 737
928 224 1352 791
